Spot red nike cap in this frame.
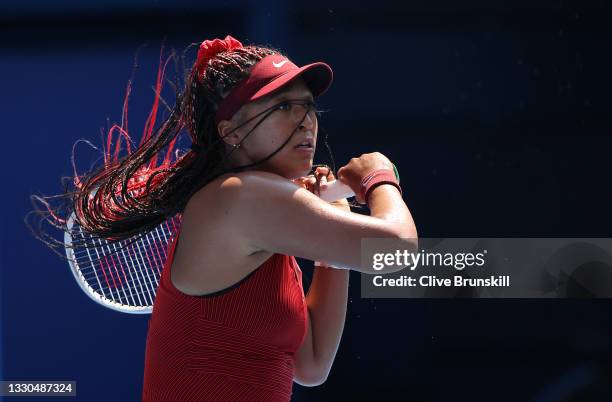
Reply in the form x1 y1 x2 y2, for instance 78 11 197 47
215 54 333 125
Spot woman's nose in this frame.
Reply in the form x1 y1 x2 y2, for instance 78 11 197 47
297 107 316 130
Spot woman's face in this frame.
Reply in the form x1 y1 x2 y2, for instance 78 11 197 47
220 77 318 180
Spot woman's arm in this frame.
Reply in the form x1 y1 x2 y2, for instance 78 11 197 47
211 170 418 273
294 199 351 386
295 265 349 386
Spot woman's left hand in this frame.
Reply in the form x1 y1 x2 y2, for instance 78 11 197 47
292 166 351 212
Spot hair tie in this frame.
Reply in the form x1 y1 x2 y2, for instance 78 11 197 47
195 35 243 79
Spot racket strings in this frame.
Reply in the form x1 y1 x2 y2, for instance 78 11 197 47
74 229 162 306
76 240 160 306
69 215 181 308
91 233 159 305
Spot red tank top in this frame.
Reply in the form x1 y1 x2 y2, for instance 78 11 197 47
142 232 308 402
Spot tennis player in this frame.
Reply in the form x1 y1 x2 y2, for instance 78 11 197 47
115 35 416 401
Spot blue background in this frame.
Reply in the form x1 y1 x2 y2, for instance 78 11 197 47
2 0 612 401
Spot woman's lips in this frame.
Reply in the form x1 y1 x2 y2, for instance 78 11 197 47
295 146 314 154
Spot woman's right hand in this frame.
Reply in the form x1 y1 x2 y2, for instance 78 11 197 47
336 152 395 204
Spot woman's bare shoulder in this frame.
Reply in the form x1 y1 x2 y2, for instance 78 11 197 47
185 172 248 222
182 171 288 249
171 173 275 296
200 170 285 192
188 170 291 208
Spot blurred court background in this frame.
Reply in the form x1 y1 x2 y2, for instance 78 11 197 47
1 0 612 401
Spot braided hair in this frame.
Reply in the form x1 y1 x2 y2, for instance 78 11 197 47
27 41 340 256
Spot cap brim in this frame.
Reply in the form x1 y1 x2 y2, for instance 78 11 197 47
249 62 333 102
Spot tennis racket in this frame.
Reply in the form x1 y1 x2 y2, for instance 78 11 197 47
64 179 356 313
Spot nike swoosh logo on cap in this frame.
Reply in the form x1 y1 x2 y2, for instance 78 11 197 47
273 60 288 68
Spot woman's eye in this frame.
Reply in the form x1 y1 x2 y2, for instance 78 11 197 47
277 102 291 111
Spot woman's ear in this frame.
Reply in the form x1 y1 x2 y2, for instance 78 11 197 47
217 120 241 147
